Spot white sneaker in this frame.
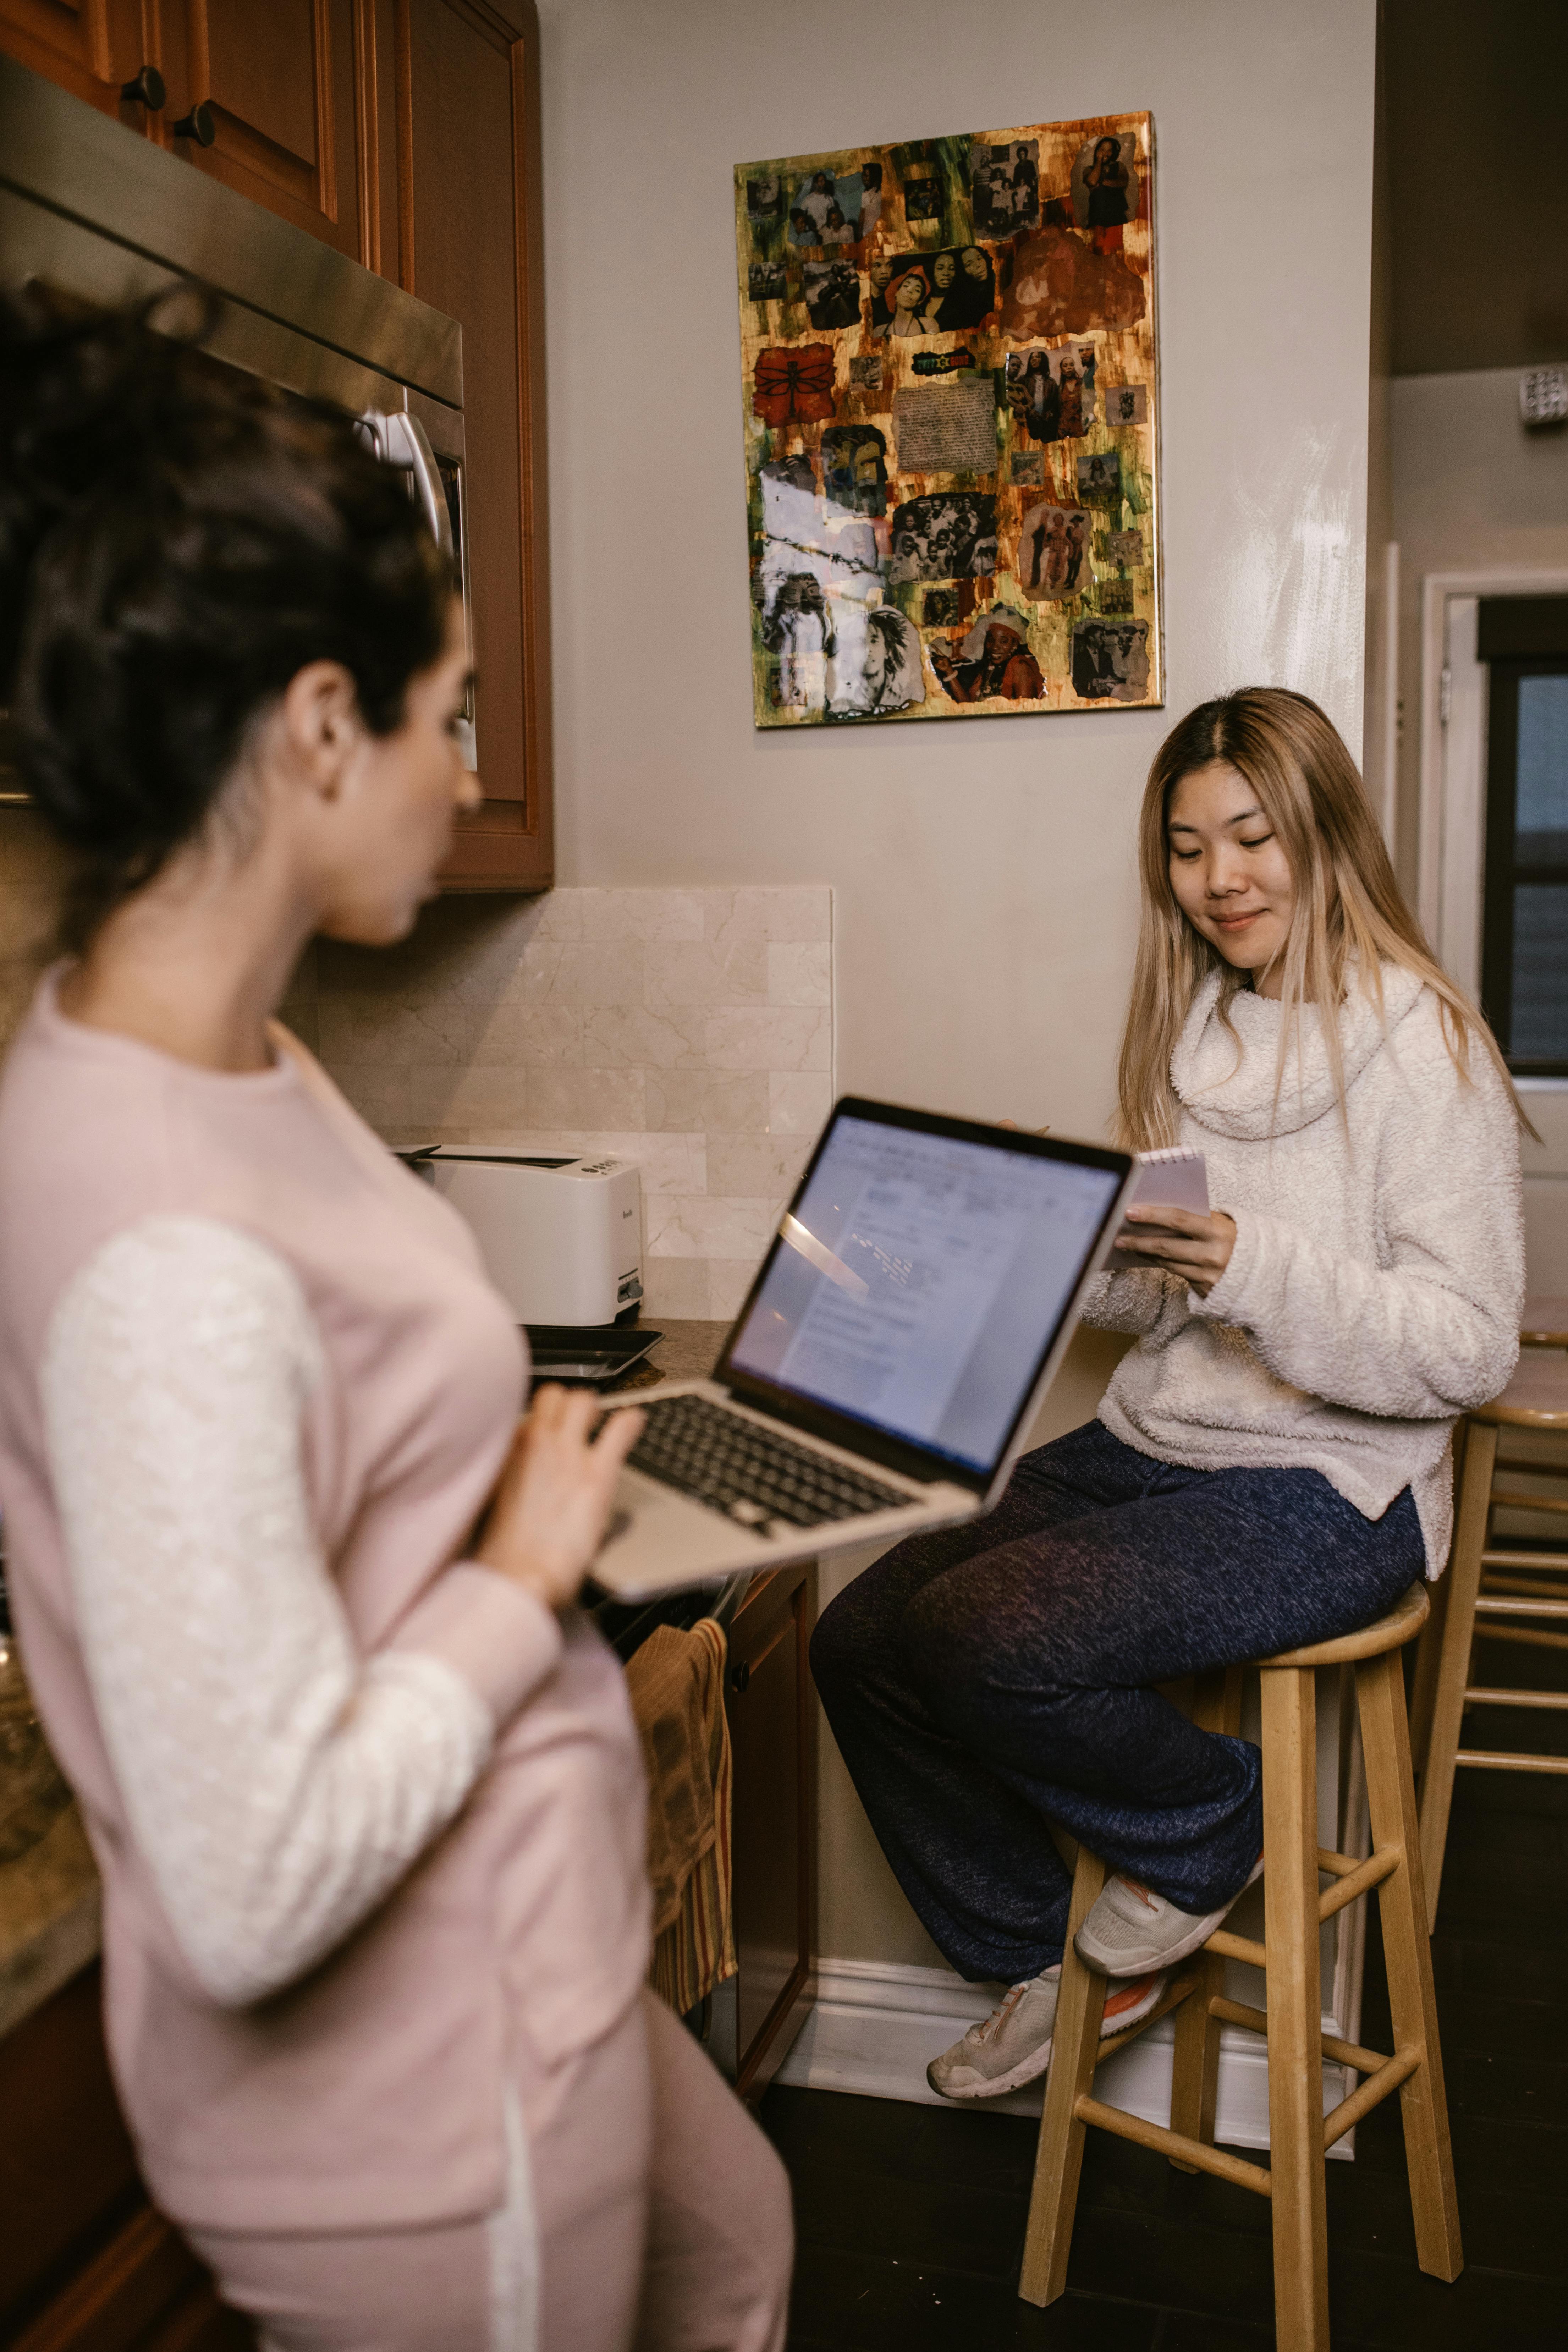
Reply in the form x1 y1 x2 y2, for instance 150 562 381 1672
1073 1856 1265 1978
925 1966 1167 2101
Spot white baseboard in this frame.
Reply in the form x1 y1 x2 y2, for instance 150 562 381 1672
775 1956 1358 2159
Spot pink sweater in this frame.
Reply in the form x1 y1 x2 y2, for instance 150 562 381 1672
0 973 651 2233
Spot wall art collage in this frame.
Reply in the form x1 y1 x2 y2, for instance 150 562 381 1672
733 115 1160 727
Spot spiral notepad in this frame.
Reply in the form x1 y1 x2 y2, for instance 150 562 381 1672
1113 1145 1208 1245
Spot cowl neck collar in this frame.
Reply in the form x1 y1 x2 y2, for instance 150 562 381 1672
1170 961 1425 1139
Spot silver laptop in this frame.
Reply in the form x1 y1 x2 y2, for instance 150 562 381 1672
589 1098 1134 1600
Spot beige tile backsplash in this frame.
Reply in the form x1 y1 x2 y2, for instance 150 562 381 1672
317 885 834 1319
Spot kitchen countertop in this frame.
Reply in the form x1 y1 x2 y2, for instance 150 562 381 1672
0 1318 733 2041
610 1317 730 1391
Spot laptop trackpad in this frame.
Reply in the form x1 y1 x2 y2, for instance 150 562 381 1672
591 1470 765 1599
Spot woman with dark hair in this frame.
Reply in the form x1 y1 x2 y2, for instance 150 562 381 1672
0 292 792 2352
886 265 934 337
1084 134 1131 227
813 687 1522 2102
866 254 897 333
934 245 995 332
923 249 958 330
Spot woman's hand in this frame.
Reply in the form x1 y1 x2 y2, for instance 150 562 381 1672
475 1387 645 1612
997 1119 1052 1135
1114 1206 1237 1298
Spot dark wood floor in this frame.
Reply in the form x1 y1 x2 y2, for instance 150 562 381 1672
760 1682 1568 2350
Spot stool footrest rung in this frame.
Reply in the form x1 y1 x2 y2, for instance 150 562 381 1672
1461 1685 1568 1711
1455 1747 1568 1775
1322 2047 1422 2151
1481 1548 1568 1570
1487 1489 1568 1516
1206 1993 1390 2078
1204 1925 1267 1970
1474 1592 1568 1617
1073 2093 1273 2197
1480 1573 1568 1601
1471 1620 1568 1654
1317 1846 1399 1922
1095 1971 1200 2060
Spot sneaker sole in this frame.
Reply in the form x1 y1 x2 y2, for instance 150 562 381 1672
926 2036 1058 2101
1073 1858 1265 1979
926 1971 1168 2102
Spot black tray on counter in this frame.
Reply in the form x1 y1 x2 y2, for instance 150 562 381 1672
524 1324 664 1387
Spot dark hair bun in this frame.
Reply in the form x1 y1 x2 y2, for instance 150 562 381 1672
0 285 450 929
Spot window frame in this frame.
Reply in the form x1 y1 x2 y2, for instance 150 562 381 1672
1477 598 1568 1079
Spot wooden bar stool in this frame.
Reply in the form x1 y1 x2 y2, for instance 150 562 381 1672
1520 1296 1568 1350
1020 1585 1460 2350
1414 1352 1568 1930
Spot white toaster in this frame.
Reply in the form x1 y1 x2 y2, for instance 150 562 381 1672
417 1149 643 1325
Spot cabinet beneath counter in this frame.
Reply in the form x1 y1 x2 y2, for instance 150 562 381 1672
0 1964 248 2351
725 1555 819 2103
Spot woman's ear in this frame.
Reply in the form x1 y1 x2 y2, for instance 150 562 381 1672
278 661 362 800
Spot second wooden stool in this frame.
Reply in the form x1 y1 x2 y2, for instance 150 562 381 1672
1020 1584 1460 2351
1413 1350 1568 1929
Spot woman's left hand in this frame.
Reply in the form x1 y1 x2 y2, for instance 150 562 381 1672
1114 1206 1237 1298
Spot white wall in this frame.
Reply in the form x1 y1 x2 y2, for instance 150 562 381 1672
535 0 1379 1146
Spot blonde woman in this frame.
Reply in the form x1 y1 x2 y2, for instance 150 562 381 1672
812 687 1523 2101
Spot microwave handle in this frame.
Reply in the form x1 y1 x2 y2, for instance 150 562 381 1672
354 410 475 771
354 409 453 562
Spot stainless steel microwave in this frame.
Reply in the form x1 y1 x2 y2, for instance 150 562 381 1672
0 51 476 789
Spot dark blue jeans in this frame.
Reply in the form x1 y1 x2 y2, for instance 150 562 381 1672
810 1420 1424 1984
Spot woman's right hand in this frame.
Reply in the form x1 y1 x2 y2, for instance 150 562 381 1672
474 1387 645 1612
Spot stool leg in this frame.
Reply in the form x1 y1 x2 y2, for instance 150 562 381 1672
1169 1666 1241 2162
1020 1845 1108 2306
1260 1663 1329 2351
1419 1419 1497 1931
1407 1559 1449 1782
1358 1648 1463 2282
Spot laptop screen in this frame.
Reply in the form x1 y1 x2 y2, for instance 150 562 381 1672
724 1108 1126 1477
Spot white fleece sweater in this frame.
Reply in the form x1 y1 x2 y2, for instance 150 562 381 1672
1083 963 1523 1574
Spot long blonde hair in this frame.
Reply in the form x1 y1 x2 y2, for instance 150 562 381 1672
1115 687 1526 1150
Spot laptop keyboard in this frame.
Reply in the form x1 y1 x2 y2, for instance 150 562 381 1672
625 1394 911 1531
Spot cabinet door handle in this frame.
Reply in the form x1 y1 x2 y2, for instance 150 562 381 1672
120 66 166 110
173 103 216 146
730 1660 751 1694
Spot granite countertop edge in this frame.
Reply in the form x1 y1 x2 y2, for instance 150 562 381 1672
0 1801 101 2040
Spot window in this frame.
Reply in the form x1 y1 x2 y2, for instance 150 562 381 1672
1479 599 1568 1076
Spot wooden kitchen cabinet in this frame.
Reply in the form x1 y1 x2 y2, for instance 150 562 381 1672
160 2 371 265
0 1966 252 2351
395 0 552 883
0 0 552 889
0 1 145 123
0 1 382 255
725 1560 820 2103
